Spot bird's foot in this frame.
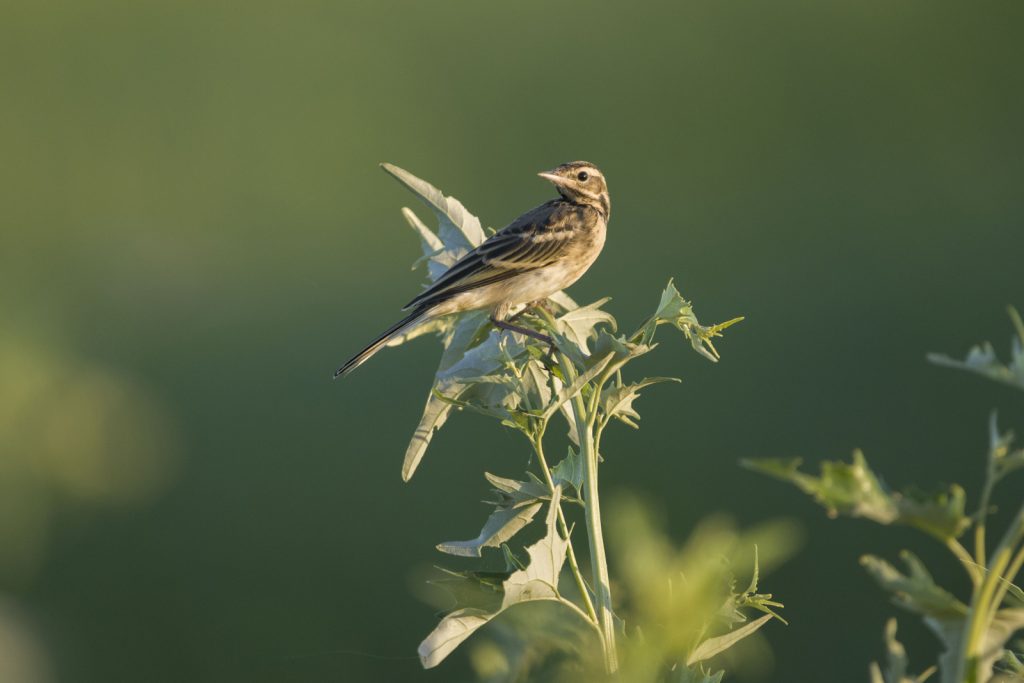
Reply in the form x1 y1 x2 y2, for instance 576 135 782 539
508 298 555 322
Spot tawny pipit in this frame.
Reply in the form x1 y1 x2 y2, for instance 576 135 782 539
335 161 610 379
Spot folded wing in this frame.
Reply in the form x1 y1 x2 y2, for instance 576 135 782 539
403 201 578 310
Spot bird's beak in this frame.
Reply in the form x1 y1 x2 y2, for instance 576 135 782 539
538 171 570 188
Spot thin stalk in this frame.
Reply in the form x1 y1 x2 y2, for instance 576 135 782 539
979 501 1024 631
957 500 1024 683
531 428 599 626
973 454 997 568
537 307 618 673
947 538 983 586
987 541 1024 624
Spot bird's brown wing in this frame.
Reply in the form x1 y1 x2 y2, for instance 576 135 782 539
403 200 579 310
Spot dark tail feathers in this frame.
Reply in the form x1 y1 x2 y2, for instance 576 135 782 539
333 309 430 379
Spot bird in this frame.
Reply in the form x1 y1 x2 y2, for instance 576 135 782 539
334 161 610 379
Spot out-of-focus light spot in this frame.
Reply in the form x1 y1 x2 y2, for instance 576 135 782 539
0 599 52 683
0 333 179 578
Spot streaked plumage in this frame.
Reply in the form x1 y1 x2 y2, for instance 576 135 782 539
335 161 610 379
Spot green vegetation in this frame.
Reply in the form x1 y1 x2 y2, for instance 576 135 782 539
380 165 786 681
747 309 1024 683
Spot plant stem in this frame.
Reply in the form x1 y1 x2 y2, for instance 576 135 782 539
947 538 983 586
987 541 1024 626
535 306 618 674
531 429 599 626
572 384 618 673
973 450 998 568
957 500 1024 682
979 500 1024 632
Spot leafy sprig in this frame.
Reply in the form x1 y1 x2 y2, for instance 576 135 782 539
375 164 778 681
748 308 1024 683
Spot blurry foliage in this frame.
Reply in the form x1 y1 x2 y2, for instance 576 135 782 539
749 310 1024 683
0 599 53 683
367 166 783 681
0 331 178 578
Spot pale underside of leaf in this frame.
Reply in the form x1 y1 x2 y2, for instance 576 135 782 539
382 162 486 250
419 487 590 669
686 613 773 666
437 501 544 558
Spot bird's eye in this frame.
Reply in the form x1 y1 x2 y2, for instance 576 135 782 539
577 171 589 182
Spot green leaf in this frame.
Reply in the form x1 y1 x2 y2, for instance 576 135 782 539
744 452 898 525
999 648 1024 675
382 162 486 253
551 447 584 495
484 472 549 505
401 206 452 281
927 305 1024 391
556 298 616 354
519 359 553 413
600 377 680 428
686 613 773 665
501 485 570 605
869 619 937 683
402 313 491 481
895 486 970 541
639 279 743 362
860 552 968 619
437 501 544 558
419 487 591 669
990 412 1024 484
744 452 969 540
403 387 462 482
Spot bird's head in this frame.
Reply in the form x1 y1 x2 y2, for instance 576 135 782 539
538 161 610 219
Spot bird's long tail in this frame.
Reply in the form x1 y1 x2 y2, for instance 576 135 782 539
333 308 431 379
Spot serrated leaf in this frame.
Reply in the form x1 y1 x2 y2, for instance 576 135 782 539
601 377 680 427
927 306 1024 391
484 472 549 505
519 359 554 412
437 501 544 558
860 552 968 618
744 452 899 525
745 453 970 540
686 613 773 665
551 447 584 494
990 412 1024 484
557 298 616 354
895 485 970 540
502 486 570 605
419 488 588 669
868 619 937 683
639 279 742 362
382 162 486 252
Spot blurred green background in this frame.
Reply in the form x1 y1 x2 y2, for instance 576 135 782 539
2 1 1022 681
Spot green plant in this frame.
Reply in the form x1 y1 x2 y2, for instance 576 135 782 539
374 164 788 681
746 308 1024 683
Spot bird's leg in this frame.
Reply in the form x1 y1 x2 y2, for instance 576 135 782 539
490 316 553 345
